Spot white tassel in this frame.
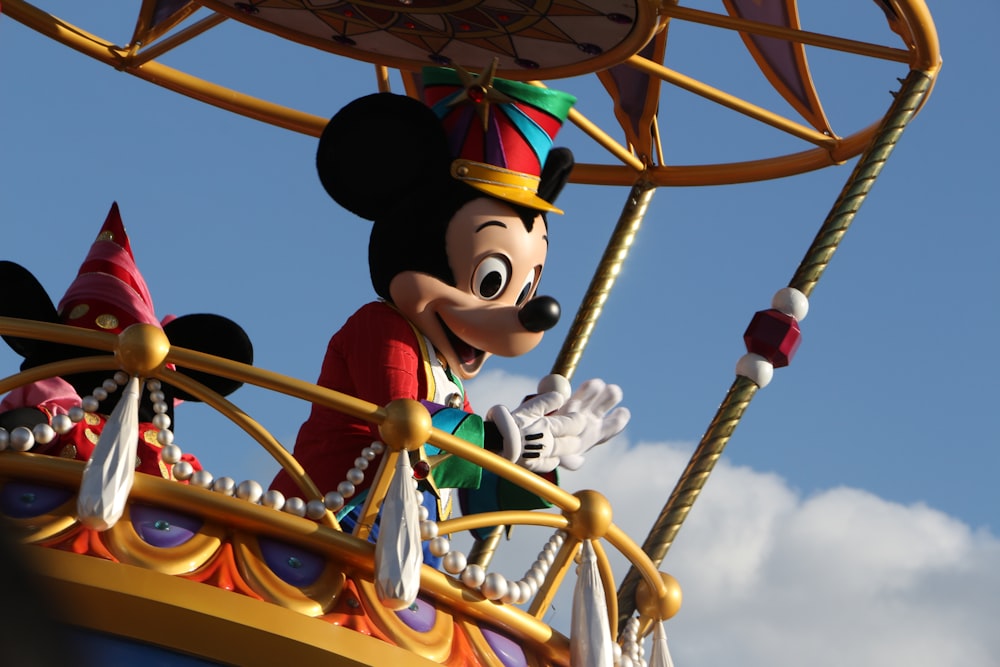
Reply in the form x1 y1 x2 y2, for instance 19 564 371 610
571 540 614 667
77 376 141 531
649 620 676 667
374 453 423 609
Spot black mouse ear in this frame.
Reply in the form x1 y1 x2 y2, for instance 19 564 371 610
537 147 575 207
316 92 454 221
0 261 61 359
162 314 253 401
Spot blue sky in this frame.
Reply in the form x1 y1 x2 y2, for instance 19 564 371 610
1 3 997 665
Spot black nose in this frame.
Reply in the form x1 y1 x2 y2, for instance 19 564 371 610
518 296 560 332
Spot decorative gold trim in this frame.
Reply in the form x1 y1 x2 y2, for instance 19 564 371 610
232 530 346 616
460 618 562 667
28 548 442 666
354 578 456 662
104 504 226 575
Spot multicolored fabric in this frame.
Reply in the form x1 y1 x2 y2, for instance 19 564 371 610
421 67 576 182
421 400 485 491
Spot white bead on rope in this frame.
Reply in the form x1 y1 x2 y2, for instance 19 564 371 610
735 352 774 388
736 287 810 390
772 286 809 321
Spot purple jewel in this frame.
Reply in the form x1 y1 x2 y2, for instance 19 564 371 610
259 537 325 587
514 58 539 70
0 482 72 518
395 596 437 632
234 2 259 16
482 628 527 667
607 13 633 25
131 504 203 548
577 43 603 55
429 54 452 65
332 34 357 46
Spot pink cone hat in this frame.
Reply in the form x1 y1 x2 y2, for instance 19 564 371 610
57 202 159 334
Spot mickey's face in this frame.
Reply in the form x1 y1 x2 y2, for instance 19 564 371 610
389 197 556 380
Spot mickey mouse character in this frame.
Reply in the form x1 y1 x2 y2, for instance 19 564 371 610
270 66 629 530
0 203 253 479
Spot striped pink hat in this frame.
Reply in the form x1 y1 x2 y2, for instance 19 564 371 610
57 202 159 334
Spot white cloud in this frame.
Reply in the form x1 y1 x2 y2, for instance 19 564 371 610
564 443 1000 667
466 372 1000 667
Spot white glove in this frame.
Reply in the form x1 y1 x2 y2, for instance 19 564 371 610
487 375 630 473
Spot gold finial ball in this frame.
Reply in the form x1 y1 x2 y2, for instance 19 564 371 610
115 324 170 376
378 399 432 452
565 489 613 540
635 571 683 621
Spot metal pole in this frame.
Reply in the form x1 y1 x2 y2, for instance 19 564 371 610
552 178 657 380
616 69 935 632
468 177 658 569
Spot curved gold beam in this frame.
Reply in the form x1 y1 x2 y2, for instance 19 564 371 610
128 12 229 66
156 368 338 530
660 5 911 64
625 54 838 148
1 0 327 137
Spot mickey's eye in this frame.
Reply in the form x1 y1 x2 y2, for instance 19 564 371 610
515 273 535 306
472 255 510 300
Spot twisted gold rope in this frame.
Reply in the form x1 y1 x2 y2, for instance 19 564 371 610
552 178 657 380
616 69 936 632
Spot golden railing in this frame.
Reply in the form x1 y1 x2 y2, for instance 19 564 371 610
0 316 682 652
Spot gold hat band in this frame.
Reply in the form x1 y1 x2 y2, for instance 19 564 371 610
451 159 540 192
450 159 562 214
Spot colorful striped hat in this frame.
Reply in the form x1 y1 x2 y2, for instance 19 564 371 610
422 64 576 214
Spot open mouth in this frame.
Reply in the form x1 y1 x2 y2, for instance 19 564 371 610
436 315 485 371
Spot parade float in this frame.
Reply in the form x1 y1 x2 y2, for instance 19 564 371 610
0 2 940 665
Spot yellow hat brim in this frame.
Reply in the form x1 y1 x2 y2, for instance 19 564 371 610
451 159 563 215
464 181 564 215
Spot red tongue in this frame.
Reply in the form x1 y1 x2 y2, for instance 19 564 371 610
456 340 478 365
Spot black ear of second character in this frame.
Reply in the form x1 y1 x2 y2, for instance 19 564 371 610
0 259 254 424
161 314 254 401
0 261 61 361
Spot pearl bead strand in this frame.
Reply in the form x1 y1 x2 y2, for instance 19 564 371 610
421 524 566 605
0 372 175 454
617 616 647 667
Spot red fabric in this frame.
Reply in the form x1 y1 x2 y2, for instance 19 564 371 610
270 302 435 497
34 414 201 479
